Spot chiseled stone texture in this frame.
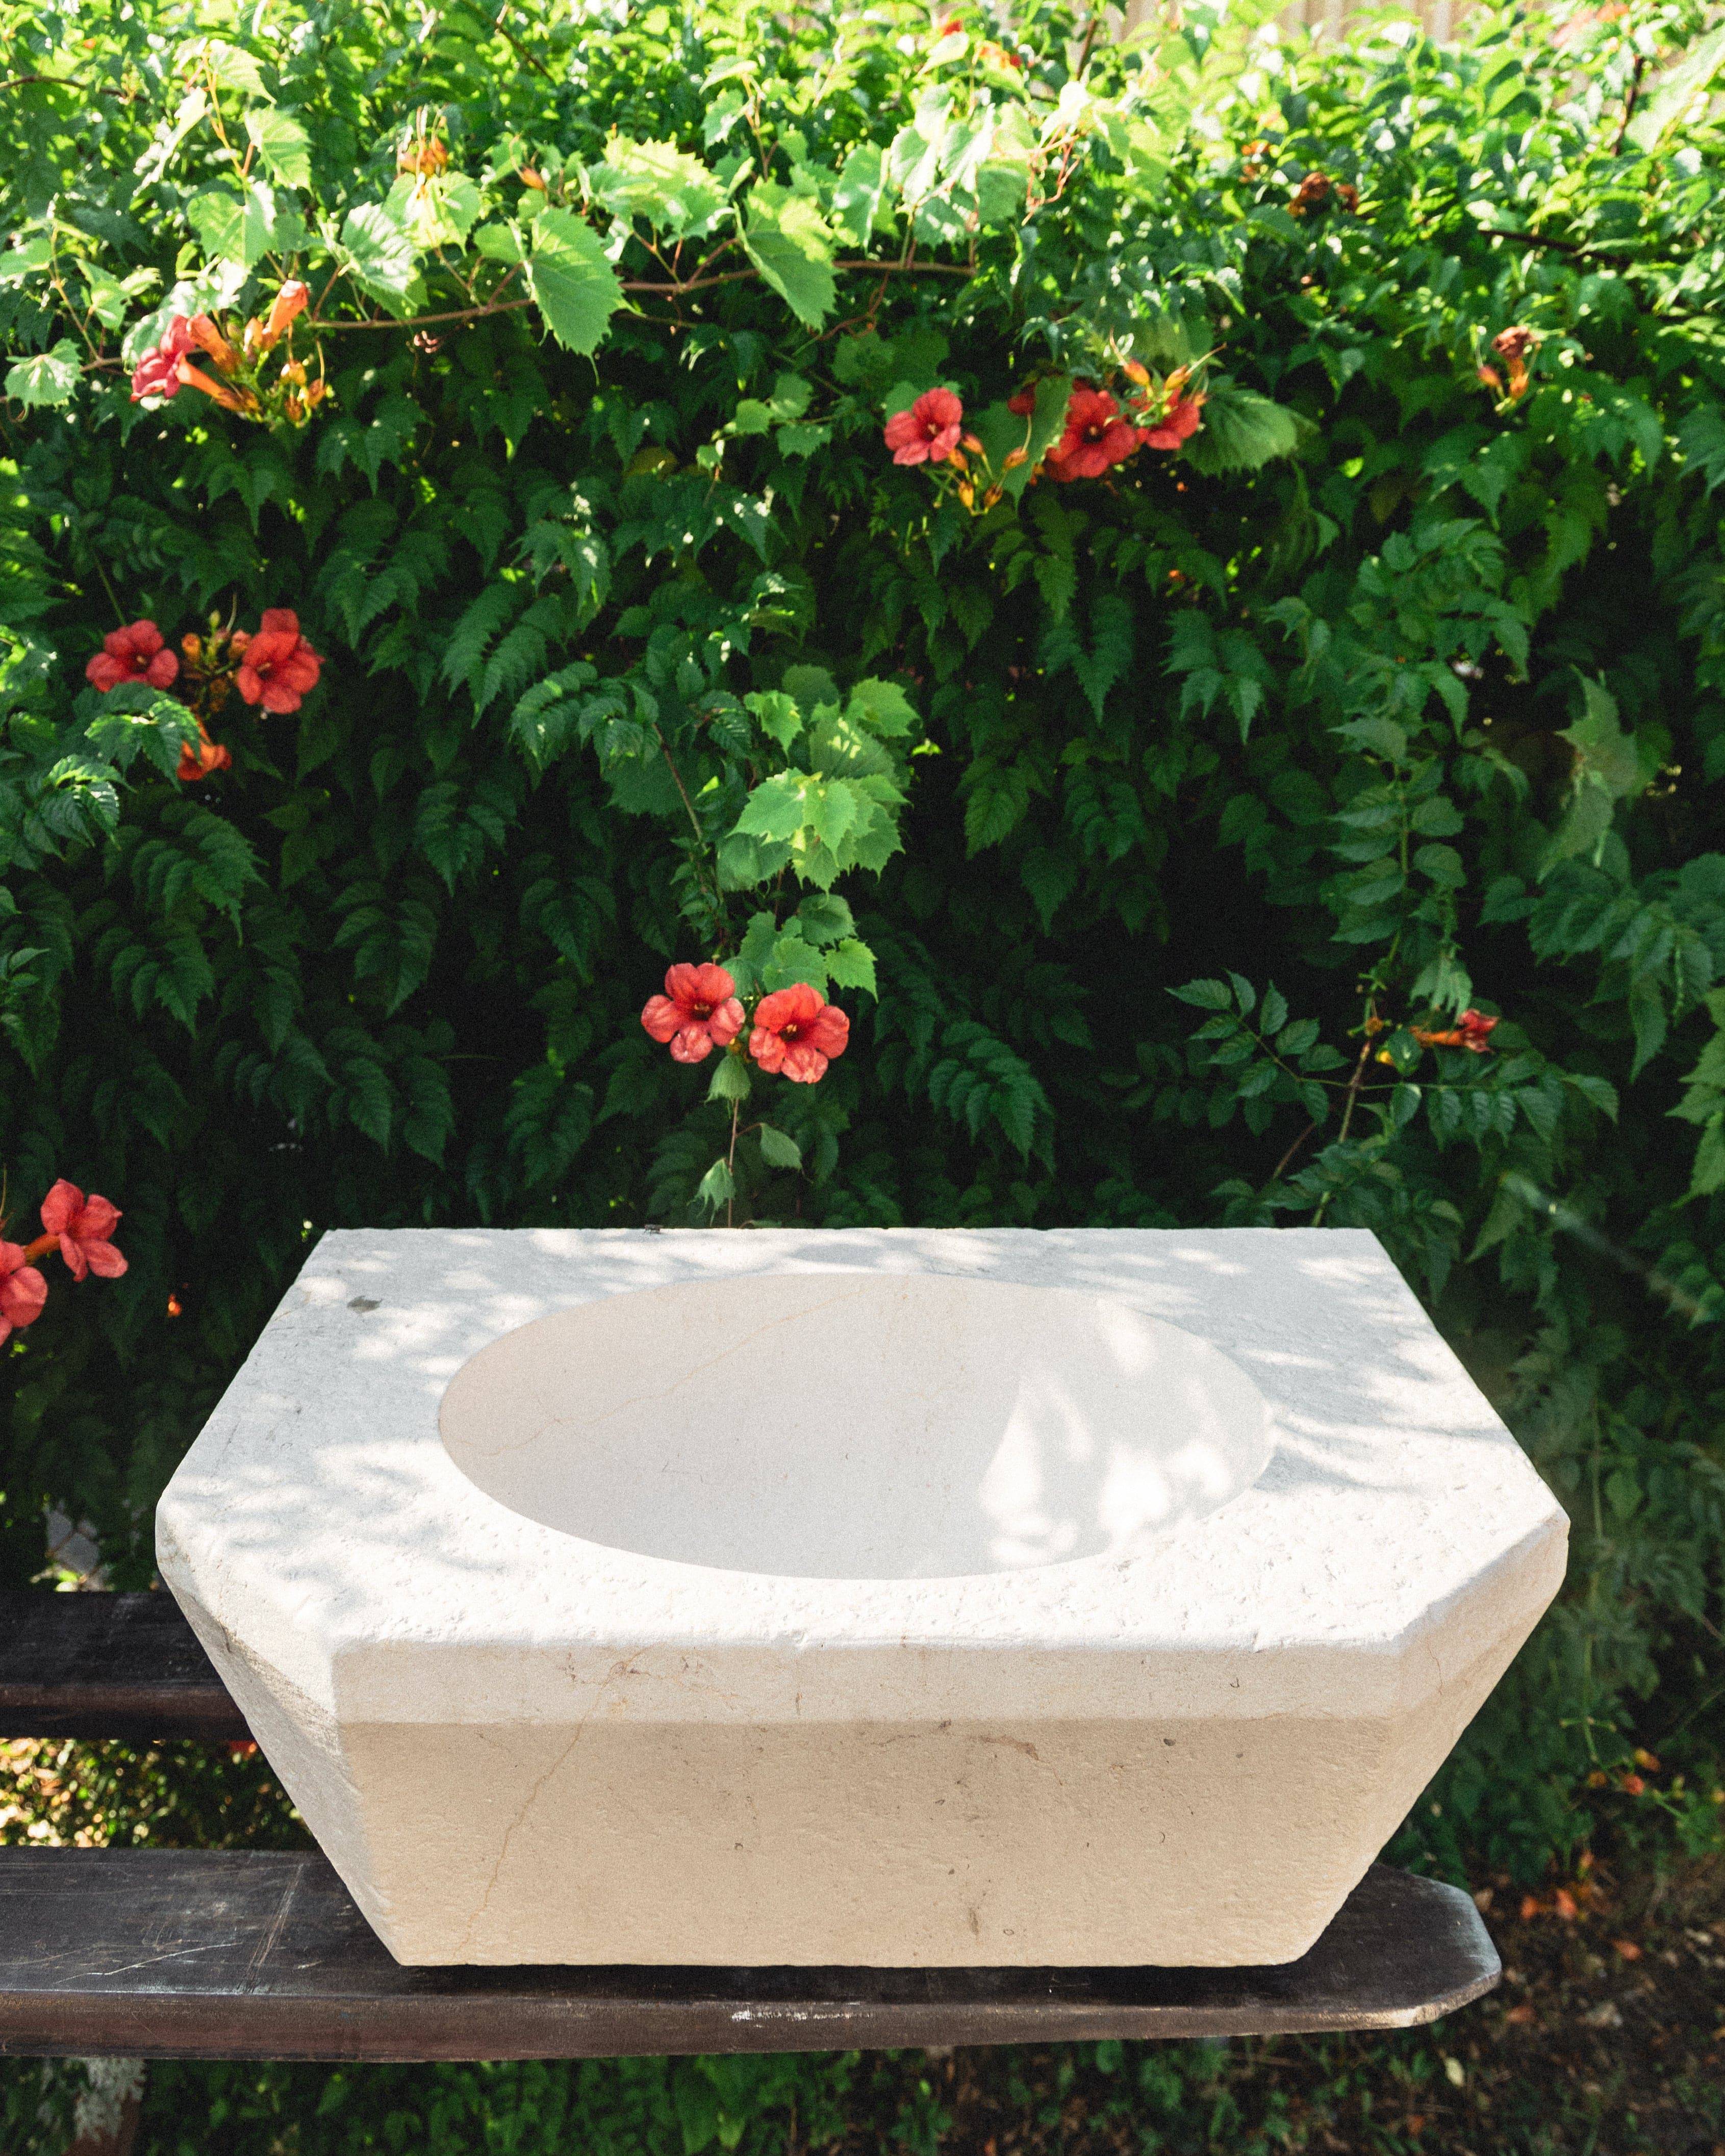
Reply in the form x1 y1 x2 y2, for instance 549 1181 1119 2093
157 1228 1566 1968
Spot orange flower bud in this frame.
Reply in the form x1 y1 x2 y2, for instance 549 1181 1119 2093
260 279 311 350
1121 358 1150 388
1002 445 1028 471
181 632 201 659
519 165 547 190
176 358 257 414
187 314 240 373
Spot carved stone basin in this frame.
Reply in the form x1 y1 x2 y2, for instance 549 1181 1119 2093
157 1228 1566 1968
438 1272 1275 1579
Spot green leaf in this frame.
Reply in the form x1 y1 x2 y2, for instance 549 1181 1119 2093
194 37 268 96
191 183 305 269
706 1051 751 1102
823 937 877 995
591 138 726 238
846 677 918 738
245 107 312 189
693 1156 735 1214
339 201 424 318
4 340 79 408
528 207 624 355
1179 382 1301 475
472 221 523 263
744 689 802 749
830 143 889 246
762 931 828 992
792 893 855 945
757 1123 803 1170
1169 978 1233 1010
741 183 835 327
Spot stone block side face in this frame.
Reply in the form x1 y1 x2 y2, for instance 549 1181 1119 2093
332 1715 1397 1967
158 1564 403 1953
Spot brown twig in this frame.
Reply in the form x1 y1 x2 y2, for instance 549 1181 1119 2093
1310 1033 1377 1225
1475 226 1641 268
1271 1120 1318 1183
308 254 973 335
491 2 556 81
1612 50 1646 156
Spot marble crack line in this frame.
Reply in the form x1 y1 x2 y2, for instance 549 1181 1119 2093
452 1670 624 1957
462 1282 879 1456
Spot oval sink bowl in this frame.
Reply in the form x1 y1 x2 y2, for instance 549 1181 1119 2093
157 1228 1566 1969
439 1272 1274 1579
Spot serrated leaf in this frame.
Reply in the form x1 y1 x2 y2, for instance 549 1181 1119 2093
823 937 877 995
793 893 855 945
4 340 79 408
245 107 312 189
339 201 423 317
757 1123 803 1170
742 182 835 327
1179 382 1300 475
830 142 888 246
528 207 624 354
591 137 726 239
694 1155 736 1213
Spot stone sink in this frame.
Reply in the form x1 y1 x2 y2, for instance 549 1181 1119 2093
156 1228 1566 1968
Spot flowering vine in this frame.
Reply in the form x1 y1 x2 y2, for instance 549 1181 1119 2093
640 958 853 1224
882 357 1208 515
130 282 326 428
0 1179 128 1348
86 606 323 781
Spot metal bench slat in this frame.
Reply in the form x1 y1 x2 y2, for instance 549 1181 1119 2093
0 1593 1500 2057
0 1852 1498 2060
0 1592 244 1741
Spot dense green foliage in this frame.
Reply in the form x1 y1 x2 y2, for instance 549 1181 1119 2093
2 0 1723 1931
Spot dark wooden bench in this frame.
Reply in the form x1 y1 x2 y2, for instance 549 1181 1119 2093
0 1593 1500 2060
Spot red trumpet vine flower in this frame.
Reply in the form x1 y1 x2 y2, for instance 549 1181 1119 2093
748 983 849 1084
1045 388 1141 480
236 609 322 714
884 389 965 467
176 726 234 782
641 963 746 1063
256 281 311 353
37 1180 128 1281
0 1243 47 1345
86 620 179 694
130 317 196 401
1413 1009 1500 1054
1140 394 1205 450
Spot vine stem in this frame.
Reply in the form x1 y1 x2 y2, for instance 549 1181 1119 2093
725 1098 740 1229
1311 1032 1377 1226
652 726 727 942
1612 51 1646 157
304 255 973 335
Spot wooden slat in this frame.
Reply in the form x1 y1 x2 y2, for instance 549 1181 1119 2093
0 1592 245 1742
0 1853 1498 2061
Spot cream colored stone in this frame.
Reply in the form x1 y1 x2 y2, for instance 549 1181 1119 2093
157 1229 1566 1967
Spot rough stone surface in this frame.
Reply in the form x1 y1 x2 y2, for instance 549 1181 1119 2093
156 1228 1567 1968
